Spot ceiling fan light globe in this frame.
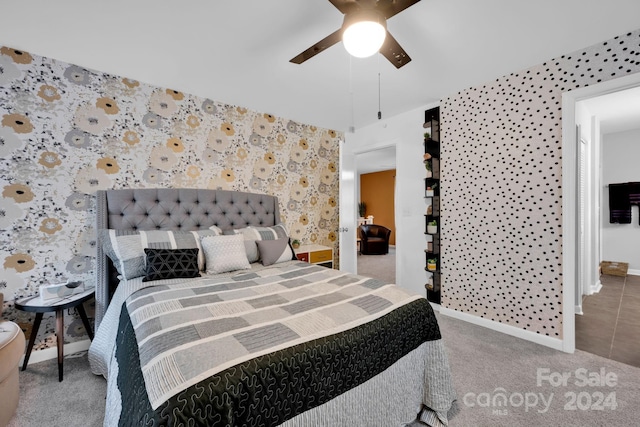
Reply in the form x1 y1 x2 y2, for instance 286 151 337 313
342 10 387 58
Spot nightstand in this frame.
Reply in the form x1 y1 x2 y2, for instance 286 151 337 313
294 244 333 268
14 288 94 382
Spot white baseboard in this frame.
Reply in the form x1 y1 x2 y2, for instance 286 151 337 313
627 269 640 276
439 307 566 352
575 305 583 315
20 339 91 367
586 280 602 295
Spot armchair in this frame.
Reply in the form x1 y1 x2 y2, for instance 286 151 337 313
359 224 391 255
1 293 25 426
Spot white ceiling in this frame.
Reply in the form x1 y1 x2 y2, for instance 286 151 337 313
1 1 640 134
581 86 640 135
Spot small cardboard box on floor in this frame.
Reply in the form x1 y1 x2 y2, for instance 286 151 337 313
600 261 628 277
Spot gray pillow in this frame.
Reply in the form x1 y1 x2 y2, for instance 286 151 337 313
256 238 294 266
233 223 289 263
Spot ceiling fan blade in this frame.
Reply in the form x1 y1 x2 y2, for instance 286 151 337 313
377 0 421 19
290 29 343 64
327 0 360 14
329 0 420 17
379 30 411 68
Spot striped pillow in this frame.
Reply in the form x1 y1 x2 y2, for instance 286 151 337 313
233 223 289 263
99 228 220 280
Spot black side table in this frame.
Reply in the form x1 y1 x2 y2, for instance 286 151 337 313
14 288 94 381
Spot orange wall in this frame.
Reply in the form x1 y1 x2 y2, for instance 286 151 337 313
360 169 396 245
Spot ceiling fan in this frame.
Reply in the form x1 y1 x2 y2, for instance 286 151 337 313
290 0 421 69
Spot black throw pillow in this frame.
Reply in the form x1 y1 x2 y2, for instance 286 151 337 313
142 248 201 282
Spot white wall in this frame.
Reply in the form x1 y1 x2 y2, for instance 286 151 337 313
344 103 437 296
602 128 640 272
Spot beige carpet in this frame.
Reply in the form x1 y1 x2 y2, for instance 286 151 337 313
438 311 640 426
357 246 396 283
8 284 640 426
8 351 106 427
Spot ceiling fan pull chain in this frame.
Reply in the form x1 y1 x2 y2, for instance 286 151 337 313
349 55 356 133
378 55 382 120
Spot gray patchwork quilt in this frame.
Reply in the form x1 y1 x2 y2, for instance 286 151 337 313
92 261 455 426
128 262 426 409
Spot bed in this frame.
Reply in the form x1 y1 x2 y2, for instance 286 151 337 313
88 188 456 427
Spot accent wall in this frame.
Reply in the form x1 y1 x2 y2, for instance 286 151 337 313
0 46 341 352
347 28 640 347
441 29 640 338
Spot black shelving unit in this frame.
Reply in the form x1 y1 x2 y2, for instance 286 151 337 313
423 106 441 304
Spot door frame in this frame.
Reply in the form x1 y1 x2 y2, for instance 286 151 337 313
575 130 586 316
561 72 640 353
339 137 357 274
339 140 398 278
355 144 398 280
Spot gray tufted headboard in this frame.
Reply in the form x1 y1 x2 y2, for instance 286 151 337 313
95 188 280 328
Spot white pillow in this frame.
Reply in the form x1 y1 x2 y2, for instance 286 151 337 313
201 234 251 274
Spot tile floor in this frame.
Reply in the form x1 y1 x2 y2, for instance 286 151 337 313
575 274 640 368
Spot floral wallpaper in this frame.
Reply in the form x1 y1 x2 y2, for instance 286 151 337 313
0 46 341 351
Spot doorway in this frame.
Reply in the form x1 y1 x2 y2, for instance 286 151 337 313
562 72 640 355
355 146 397 283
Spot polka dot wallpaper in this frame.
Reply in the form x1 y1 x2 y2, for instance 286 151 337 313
0 46 341 349
441 30 640 338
